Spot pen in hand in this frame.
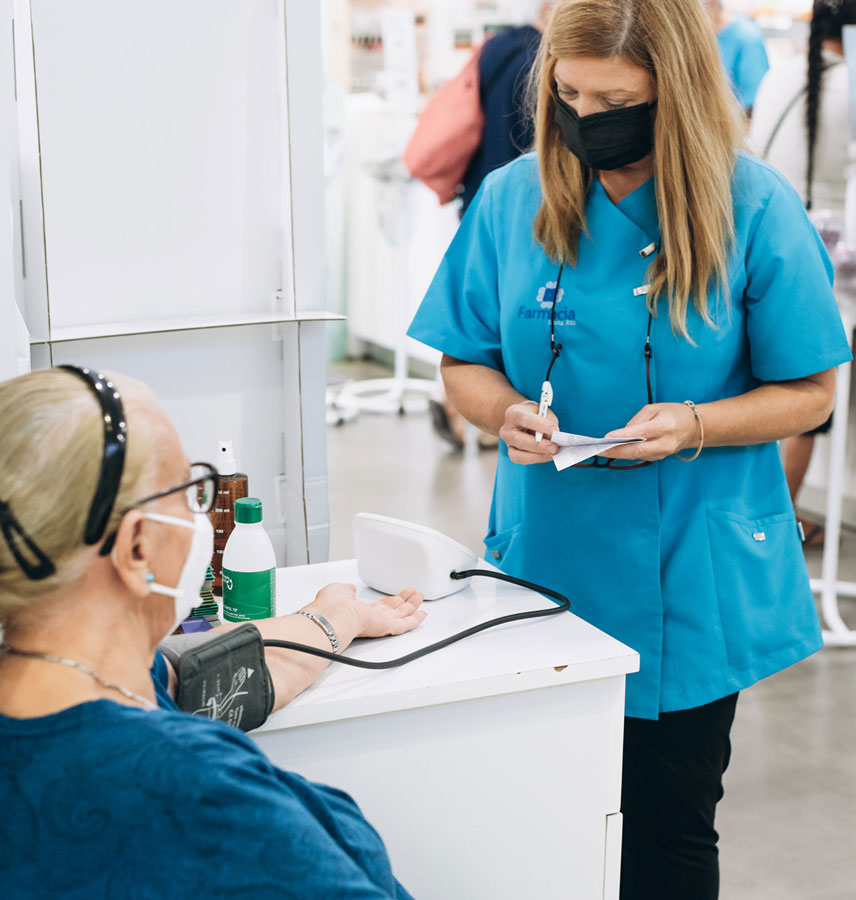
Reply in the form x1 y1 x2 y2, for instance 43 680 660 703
535 381 553 444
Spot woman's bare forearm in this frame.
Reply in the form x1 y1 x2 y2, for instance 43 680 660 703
200 585 425 712
441 355 529 435
695 373 836 447
196 596 361 711
605 369 838 461
442 354 837 461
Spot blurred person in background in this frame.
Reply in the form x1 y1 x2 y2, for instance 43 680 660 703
751 0 856 545
432 2 555 449
705 0 770 115
460 1 557 213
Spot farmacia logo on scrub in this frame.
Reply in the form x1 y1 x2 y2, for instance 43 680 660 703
517 281 576 324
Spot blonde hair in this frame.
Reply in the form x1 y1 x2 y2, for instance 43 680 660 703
532 0 743 338
0 369 163 625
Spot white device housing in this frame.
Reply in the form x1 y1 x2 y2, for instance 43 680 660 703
353 513 480 600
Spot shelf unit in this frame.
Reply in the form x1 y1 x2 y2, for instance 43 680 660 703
4 0 335 567
29 312 345 346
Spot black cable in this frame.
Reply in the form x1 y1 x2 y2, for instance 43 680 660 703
262 569 570 670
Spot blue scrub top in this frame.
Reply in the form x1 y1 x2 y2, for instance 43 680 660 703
717 15 770 110
408 152 851 719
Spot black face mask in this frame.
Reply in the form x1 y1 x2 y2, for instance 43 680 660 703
552 87 656 170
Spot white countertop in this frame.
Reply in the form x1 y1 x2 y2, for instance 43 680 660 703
255 559 639 732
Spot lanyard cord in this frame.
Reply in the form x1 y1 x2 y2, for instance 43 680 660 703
262 569 570 670
644 311 654 405
545 263 566 383
546 264 655 403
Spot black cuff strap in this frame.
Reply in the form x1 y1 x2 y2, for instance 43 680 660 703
159 624 275 732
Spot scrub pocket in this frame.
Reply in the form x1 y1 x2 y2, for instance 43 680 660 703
483 524 523 567
707 510 813 668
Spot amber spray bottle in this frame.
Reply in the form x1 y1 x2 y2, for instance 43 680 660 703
210 440 248 596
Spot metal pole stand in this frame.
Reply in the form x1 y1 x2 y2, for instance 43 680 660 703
335 158 434 417
809 298 856 646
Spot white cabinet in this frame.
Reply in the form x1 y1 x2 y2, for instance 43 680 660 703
254 559 640 899
4 0 335 564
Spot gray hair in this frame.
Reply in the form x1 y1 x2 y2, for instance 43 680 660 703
0 369 165 626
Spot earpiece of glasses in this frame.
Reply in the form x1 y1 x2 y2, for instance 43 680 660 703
132 462 219 515
98 462 219 556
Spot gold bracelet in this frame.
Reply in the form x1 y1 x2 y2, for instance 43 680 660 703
675 400 704 462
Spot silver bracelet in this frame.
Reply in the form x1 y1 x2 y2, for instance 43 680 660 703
296 611 339 653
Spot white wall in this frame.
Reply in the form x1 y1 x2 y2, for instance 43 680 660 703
13 0 330 565
28 0 288 331
0 0 27 381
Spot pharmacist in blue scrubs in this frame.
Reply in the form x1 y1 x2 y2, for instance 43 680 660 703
408 1 851 897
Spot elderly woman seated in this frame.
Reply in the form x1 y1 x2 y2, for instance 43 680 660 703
0 366 425 899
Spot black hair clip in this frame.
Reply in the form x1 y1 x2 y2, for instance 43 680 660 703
0 367 128 581
0 499 56 581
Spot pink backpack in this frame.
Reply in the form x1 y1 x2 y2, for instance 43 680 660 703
403 47 484 204
404 38 529 204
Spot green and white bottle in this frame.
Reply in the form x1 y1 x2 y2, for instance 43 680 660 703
222 497 276 622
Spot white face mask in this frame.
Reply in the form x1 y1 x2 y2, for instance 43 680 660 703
142 512 214 632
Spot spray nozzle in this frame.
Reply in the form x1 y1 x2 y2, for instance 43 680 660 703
217 440 237 476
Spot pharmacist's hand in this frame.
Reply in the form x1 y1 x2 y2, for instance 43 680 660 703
500 400 560 465
312 582 426 639
601 403 698 461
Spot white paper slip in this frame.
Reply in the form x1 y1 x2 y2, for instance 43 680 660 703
550 431 646 471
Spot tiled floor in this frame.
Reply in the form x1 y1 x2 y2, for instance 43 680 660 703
326 361 856 899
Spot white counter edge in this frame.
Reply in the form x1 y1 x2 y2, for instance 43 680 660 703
255 648 640 733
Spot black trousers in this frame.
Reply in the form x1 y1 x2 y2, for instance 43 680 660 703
619 693 739 900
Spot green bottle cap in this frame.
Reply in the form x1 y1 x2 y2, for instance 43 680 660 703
234 497 263 524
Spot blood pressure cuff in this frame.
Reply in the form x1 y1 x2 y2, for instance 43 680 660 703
158 624 275 732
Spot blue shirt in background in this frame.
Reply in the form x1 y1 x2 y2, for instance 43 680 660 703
0 652 413 899
460 24 541 213
717 14 770 110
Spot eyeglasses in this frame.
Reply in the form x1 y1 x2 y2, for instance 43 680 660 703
546 264 654 470
98 462 218 556
128 463 218 515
